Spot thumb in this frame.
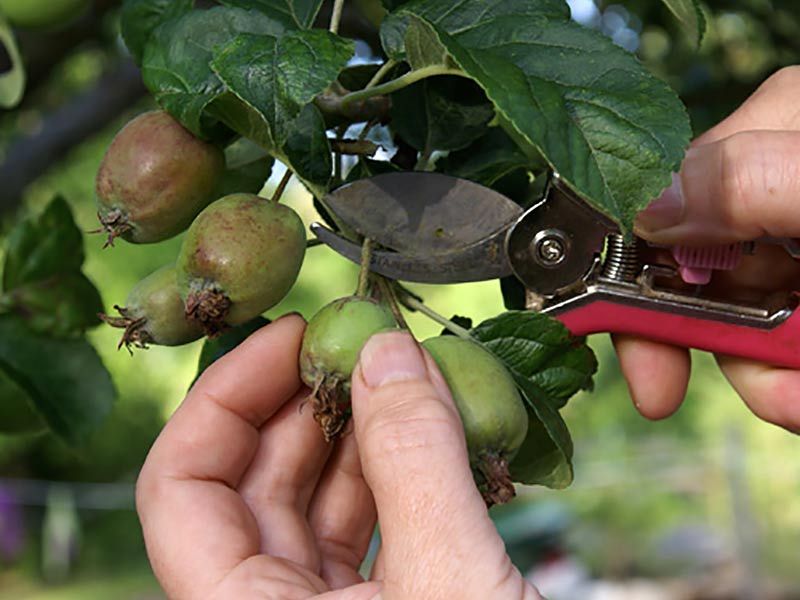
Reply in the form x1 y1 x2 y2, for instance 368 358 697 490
350 331 536 600
635 130 800 245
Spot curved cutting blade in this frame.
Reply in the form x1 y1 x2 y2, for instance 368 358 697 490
311 223 513 283
323 172 523 254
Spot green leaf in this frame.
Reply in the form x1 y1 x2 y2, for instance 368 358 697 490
437 128 534 188
0 14 24 109
1 196 103 338
403 15 451 70
345 157 400 182
193 316 270 386
509 403 574 488
470 311 597 488
0 316 115 445
218 0 324 29
471 311 597 411
3 274 104 338
382 0 411 11
2 196 83 291
0 369 46 435
210 29 352 188
120 0 194 66
390 76 494 153
211 30 353 145
282 103 334 187
338 63 382 91
141 6 291 139
382 0 691 234
213 137 275 197
660 0 706 47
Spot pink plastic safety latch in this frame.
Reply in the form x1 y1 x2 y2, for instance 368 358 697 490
671 243 743 284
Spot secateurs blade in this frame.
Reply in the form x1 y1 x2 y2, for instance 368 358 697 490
313 171 800 369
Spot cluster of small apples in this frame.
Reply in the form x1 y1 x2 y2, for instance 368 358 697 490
97 111 529 507
97 111 306 350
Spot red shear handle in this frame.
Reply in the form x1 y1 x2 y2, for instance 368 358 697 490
557 301 800 369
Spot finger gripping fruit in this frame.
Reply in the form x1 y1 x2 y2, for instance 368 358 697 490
99 264 203 351
177 193 306 338
422 336 528 506
299 296 397 441
95 110 225 245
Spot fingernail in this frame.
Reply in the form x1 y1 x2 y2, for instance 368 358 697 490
638 172 684 230
359 331 427 388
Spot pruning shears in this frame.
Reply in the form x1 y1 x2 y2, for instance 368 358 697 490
312 172 800 369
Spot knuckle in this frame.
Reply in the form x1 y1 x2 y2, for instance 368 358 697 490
761 66 800 93
717 133 764 228
717 132 800 235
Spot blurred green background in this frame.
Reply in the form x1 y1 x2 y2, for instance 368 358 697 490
1 1 799 598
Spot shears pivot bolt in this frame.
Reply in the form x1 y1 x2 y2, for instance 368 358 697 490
532 229 569 268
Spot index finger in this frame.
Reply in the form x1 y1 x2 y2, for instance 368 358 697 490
136 314 307 597
694 67 800 145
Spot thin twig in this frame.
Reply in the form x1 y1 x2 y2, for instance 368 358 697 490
271 169 293 202
356 238 374 297
400 293 472 339
414 143 435 171
378 277 410 330
329 0 346 33
358 119 377 141
306 238 324 248
365 59 398 89
340 65 464 110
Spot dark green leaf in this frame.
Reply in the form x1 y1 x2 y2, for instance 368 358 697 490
390 76 493 153
1 196 103 338
0 14 24 109
344 157 400 182
383 0 691 233
3 274 104 338
470 310 596 488
211 30 351 188
382 0 412 12
508 403 573 488
141 6 290 139
120 0 194 66
2 196 83 290
0 316 115 445
471 311 597 411
0 369 45 435
338 63 382 91
660 0 706 46
213 138 275 197
211 29 353 146
437 127 534 188
402 15 451 69
380 13 411 60
218 0 324 29
194 316 270 386
282 103 334 187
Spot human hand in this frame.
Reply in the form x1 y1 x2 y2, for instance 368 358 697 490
616 66 800 432
136 314 542 600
